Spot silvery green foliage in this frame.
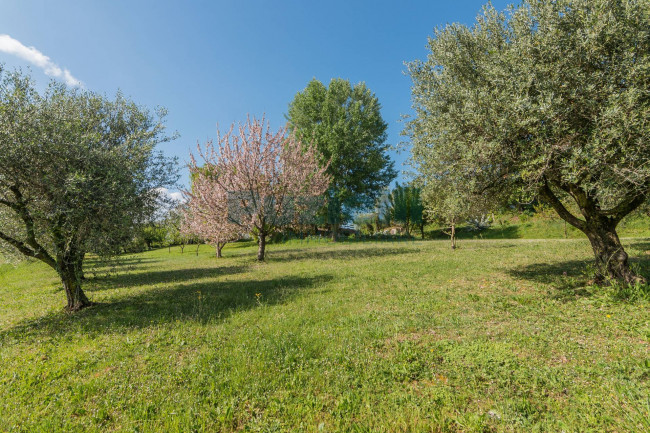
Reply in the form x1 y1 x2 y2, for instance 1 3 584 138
407 0 650 221
0 68 178 265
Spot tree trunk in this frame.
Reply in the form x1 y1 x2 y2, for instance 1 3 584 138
331 223 339 242
584 222 644 285
257 233 266 261
420 222 425 239
539 180 645 285
216 242 226 258
180 244 185 253
450 223 456 250
59 261 92 311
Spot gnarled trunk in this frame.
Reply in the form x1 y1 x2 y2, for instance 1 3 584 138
539 180 645 285
584 221 644 285
60 261 91 311
257 233 266 261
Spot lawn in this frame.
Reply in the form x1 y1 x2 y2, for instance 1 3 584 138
1 238 649 432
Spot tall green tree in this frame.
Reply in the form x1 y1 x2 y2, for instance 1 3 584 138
287 78 396 240
0 69 178 310
407 0 650 283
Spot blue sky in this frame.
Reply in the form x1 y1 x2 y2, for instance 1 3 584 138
0 0 510 193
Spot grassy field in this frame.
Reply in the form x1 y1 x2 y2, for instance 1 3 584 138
427 212 650 240
1 238 649 432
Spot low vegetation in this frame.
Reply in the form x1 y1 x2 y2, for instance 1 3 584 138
1 237 649 432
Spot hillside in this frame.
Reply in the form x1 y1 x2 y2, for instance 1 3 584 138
1 238 649 431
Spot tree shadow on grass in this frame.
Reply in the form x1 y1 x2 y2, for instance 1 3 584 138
84 265 249 292
1 273 333 340
264 244 419 263
627 240 650 254
85 256 159 267
508 259 595 300
83 256 160 279
508 256 650 301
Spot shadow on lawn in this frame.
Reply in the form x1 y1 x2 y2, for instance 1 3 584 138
509 255 650 300
85 265 248 291
86 256 159 266
2 272 333 339
264 244 417 262
628 240 650 254
509 259 596 300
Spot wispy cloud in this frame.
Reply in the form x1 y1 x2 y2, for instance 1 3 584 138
0 34 82 87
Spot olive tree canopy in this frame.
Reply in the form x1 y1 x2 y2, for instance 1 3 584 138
0 69 178 310
407 0 650 283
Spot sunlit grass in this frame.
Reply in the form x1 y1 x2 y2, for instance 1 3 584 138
1 238 649 432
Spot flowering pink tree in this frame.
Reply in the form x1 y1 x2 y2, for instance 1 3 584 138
181 196 241 258
187 116 330 261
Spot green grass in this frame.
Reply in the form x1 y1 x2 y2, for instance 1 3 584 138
427 212 650 240
1 238 650 432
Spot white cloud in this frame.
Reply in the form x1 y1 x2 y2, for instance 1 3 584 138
157 187 186 204
168 191 184 202
0 34 82 87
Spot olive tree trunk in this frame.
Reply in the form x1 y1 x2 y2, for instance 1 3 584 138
540 180 645 285
59 259 91 311
450 223 456 250
443 220 457 249
584 220 642 285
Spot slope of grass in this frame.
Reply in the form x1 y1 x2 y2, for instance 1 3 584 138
428 213 650 241
1 238 649 432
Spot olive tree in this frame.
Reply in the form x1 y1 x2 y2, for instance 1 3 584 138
420 173 489 249
0 69 178 310
407 0 650 283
